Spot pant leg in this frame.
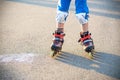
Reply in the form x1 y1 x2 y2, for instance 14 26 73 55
57 0 71 12
75 0 89 14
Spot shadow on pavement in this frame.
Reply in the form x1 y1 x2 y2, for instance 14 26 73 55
56 51 120 79
6 0 120 19
0 65 5 80
0 64 19 80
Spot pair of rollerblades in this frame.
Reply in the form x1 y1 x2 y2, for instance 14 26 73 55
51 30 95 58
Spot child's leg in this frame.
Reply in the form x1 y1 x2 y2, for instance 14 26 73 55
75 0 94 52
75 0 89 32
51 0 71 51
56 0 71 31
56 11 68 32
82 21 88 32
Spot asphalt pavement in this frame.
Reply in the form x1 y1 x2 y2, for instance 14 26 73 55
0 0 120 80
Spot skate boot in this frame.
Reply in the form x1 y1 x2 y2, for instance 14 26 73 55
51 30 65 52
78 31 94 53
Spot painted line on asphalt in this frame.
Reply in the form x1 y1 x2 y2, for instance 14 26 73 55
0 53 36 63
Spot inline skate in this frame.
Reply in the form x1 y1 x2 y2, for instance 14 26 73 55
51 30 65 57
78 31 95 59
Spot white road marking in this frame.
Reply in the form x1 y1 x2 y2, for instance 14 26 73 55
0 53 35 63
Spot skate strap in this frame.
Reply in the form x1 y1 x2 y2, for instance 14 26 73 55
53 33 65 39
78 34 91 42
54 37 63 42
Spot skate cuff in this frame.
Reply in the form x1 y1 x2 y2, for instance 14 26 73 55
78 34 91 42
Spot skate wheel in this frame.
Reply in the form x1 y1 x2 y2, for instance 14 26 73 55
50 51 57 57
88 52 93 59
50 50 61 58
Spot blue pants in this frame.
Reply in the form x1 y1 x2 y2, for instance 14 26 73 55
57 0 89 14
